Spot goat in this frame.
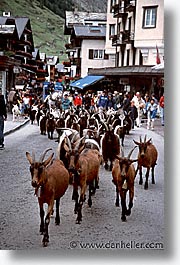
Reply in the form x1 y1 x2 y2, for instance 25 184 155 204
68 137 101 224
29 105 38 124
46 113 56 139
101 122 120 171
114 125 126 147
26 148 69 247
40 115 47 135
133 135 158 190
112 147 137 221
12 104 21 121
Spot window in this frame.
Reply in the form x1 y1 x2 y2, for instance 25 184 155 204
143 6 157 28
88 49 109 60
109 24 116 38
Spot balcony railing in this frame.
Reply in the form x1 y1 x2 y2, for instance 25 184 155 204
126 0 136 12
112 30 134 46
112 0 129 18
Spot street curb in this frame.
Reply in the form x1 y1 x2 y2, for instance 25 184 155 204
4 118 30 136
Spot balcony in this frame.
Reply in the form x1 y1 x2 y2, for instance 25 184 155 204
113 2 127 18
112 35 122 46
126 0 136 12
112 30 134 46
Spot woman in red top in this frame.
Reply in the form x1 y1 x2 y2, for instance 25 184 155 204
73 92 82 108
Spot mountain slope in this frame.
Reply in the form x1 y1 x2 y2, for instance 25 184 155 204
0 0 107 59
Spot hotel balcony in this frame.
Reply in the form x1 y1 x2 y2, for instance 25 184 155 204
112 30 134 46
112 2 127 18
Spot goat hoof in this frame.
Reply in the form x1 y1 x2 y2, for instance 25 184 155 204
115 201 119 207
126 209 131 216
121 216 126 222
139 180 143 185
104 164 109 170
144 183 148 190
88 199 92 207
55 218 60 225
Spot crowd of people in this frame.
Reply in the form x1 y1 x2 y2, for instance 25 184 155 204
0 85 164 150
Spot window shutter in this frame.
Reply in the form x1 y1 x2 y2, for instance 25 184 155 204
89 49 93 59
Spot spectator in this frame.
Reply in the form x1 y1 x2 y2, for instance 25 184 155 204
61 93 71 111
159 93 164 126
132 92 145 127
97 91 108 109
106 93 116 110
73 92 82 108
0 89 7 149
8 87 16 112
83 93 91 110
128 100 138 129
146 98 158 130
122 94 131 113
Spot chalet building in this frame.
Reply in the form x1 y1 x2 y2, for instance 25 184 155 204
89 0 164 97
64 10 115 78
0 12 49 96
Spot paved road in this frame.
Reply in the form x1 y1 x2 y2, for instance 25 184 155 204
0 122 164 250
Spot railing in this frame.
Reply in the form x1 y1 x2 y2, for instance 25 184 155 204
112 30 134 46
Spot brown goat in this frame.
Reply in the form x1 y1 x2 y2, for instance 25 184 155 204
112 147 137 222
133 135 158 190
26 148 69 247
68 138 101 224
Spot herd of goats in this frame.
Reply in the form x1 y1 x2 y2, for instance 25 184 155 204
25 103 158 247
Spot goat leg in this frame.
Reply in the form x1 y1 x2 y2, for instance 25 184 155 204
115 185 119 207
126 187 134 216
55 198 60 225
152 165 156 184
88 184 93 207
144 168 150 190
39 205 45 234
139 166 143 185
42 202 53 247
76 200 83 224
120 190 127 222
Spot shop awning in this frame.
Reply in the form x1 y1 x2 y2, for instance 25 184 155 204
70 75 104 89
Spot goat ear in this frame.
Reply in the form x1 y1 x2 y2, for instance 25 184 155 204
26 152 33 165
133 140 140 146
147 138 152 145
43 153 54 167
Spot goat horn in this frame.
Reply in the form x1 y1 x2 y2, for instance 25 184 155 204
102 121 109 131
127 146 137 159
74 136 85 151
120 145 124 157
66 135 72 152
144 135 147 143
39 148 52 163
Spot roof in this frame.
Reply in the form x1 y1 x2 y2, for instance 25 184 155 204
89 66 164 77
65 11 107 26
70 75 105 89
73 25 106 38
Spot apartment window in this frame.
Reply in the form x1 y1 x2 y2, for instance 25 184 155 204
143 6 157 28
110 0 116 12
109 24 116 38
89 49 109 60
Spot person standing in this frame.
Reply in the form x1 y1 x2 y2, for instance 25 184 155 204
159 93 164 126
0 89 7 149
146 98 158 130
61 93 71 111
132 92 145 127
